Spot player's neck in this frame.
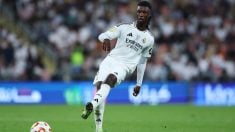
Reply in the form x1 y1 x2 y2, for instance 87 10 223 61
136 22 147 31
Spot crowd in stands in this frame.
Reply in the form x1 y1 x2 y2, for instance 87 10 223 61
1 0 235 82
0 28 50 81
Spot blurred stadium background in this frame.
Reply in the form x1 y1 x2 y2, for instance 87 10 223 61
0 0 235 132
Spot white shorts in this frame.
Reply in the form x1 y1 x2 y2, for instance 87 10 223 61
93 56 130 86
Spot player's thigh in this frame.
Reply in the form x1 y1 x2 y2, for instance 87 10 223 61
93 58 128 85
111 65 128 85
93 58 112 85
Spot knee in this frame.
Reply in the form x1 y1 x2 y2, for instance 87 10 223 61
104 74 117 88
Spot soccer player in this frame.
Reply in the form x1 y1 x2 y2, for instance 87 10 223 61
81 1 154 132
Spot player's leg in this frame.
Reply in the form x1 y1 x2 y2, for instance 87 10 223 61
82 58 110 120
94 82 105 132
93 65 127 128
91 74 117 108
95 101 105 132
81 74 116 120
82 57 127 120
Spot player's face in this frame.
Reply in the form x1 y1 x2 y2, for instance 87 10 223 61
136 6 150 25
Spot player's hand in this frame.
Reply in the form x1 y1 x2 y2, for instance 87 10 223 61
103 39 111 52
133 86 141 97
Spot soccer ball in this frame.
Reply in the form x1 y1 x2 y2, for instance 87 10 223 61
30 121 52 132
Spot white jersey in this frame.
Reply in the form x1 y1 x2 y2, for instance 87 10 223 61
98 22 154 72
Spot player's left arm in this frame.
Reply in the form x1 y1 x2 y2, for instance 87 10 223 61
133 37 154 97
133 56 148 96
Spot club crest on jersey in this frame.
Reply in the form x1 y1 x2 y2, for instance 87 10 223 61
142 38 146 43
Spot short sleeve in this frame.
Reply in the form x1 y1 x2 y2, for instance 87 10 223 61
107 26 121 38
98 25 123 42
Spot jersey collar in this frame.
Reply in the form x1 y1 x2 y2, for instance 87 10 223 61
134 21 148 32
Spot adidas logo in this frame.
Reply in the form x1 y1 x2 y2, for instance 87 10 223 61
96 119 101 122
114 72 118 75
94 98 99 103
127 33 132 37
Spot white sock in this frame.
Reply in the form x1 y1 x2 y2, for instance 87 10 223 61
91 84 110 109
94 101 105 131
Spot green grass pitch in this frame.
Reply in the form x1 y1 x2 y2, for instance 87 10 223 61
0 105 234 132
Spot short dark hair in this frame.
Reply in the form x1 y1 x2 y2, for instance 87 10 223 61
137 1 152 10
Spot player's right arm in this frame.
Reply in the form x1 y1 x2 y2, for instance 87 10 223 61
98 25 122 51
